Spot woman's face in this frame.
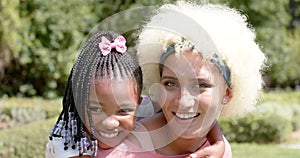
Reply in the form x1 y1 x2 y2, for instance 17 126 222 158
86 78 139 149
159 51 231 139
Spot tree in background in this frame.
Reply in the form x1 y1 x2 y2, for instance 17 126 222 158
1 0 97 98
0 0 22 83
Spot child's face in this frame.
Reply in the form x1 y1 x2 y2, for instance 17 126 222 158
159 51 231 139
87 78 139 149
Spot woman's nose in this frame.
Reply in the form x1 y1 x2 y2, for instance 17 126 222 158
102 116 120 130
179 89 195 110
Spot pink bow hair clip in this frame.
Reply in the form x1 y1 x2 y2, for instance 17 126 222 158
99 36 127 56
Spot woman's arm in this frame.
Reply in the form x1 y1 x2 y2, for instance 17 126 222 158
188 121 225 158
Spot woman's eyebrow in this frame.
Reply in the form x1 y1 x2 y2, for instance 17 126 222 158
195 77 210 82
162 75 211 82
161 75 177 80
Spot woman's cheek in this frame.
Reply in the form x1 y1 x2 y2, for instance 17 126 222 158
197 92 215 112
158 85 168 108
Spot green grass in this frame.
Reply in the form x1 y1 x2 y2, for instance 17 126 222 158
231 142 300 158
0 117 57 158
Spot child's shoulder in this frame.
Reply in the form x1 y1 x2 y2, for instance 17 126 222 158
125 121 156 152
138 112 165 131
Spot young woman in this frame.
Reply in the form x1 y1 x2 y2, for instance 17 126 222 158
133 1 266 157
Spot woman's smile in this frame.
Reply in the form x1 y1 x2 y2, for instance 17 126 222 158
174 112 201 120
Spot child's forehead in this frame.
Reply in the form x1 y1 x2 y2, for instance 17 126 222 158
90 77 139 103
93 77 135 85
91 77 137 92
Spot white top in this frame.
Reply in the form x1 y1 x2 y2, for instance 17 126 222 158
45 137 92 158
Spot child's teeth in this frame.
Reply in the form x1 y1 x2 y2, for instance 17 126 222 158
176 113 199 119
99 132 118 139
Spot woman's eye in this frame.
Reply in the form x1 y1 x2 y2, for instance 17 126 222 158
195 83 210 88
163 81 178 87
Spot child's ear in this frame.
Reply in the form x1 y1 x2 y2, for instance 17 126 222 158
138 96 143 105
223 86 233 105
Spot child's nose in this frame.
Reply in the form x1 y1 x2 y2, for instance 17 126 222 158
102 116 120 130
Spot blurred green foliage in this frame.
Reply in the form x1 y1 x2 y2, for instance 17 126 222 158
220 112 293 143
220 90 300 143
231 143 300 158
0 0 300 98
261 90 300 130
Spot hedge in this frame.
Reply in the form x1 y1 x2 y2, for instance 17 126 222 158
220 111 293 143
0 97 61 129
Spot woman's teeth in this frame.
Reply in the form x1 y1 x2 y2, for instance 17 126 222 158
99 132 118 139
175 112 200 119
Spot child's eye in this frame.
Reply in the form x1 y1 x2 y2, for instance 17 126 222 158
89 106 103 113
119 109 134 114
117 108 135 116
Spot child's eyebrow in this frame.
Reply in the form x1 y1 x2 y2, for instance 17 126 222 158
89 101 136 108
118 104 137 109
89 100 101 106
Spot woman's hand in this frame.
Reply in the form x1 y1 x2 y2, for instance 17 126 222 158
187 121 225 158
186 140 225 158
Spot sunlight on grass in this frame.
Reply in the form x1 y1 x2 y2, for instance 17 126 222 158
0 97 62 119
231 143 300 158
0 97 61 109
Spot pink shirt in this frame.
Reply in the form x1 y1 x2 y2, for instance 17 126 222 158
96 136 232 158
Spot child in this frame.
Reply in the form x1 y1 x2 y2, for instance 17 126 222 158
46 31 143 157
46 30 226 158
135 1 266 157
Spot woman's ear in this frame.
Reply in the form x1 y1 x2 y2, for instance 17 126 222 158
222 86 233 105
149 83 166 108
